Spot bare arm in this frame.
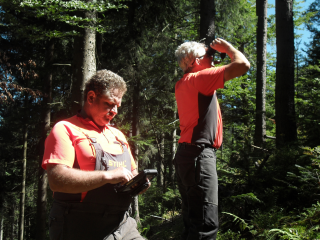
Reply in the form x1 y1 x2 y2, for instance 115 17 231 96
210 38 250 82
47 164 134 193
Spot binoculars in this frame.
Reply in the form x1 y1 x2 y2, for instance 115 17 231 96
206 47 226 60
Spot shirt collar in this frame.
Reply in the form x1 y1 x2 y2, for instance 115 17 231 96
76 111 109 132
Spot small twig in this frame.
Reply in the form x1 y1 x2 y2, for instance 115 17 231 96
52 63 71 66
149 215 168 221
168 119 179 125
264 135 276 140
251 144 269 152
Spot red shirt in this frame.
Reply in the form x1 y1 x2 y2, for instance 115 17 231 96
175 66 225 149
42 115 137 171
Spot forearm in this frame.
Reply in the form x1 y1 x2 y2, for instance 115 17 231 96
211 38 250 81
47 164 133 193
224 46 250 81
47 165 107 193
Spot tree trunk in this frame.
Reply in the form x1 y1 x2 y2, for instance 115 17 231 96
36 39 54 240
275 0 297 147
254 0 267 147
71 4 96 114
127 0 142 225
0 205 3 240
157 134 164 188
18 125 27 240
131 74 141 225
11 202 15 240
161 134 166 192
96 31 103 69
168 106 177 188
200 0 215 44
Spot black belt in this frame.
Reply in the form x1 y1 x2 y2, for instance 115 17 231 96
179 142 216 150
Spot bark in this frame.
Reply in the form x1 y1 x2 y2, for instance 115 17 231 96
157 134 164 188
10 202 15 240
36 39 54 240
71 4 96 114
131 74 141 224
96 32 103 69
18 75 30 240
275 0 297 147
254 0 267 147
0 205 3 240
161 134 165 192
18 125 27 240
200 0 215 44
127 0 141 224
168 106 177 187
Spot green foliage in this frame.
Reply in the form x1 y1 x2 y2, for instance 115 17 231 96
222 212 250 232
230 193 262 204
220 202 320 239
1 0 320 239
217 229 242 240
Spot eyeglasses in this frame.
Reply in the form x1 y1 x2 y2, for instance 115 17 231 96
191 54 206 66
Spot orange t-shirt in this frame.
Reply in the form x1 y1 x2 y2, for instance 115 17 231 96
175 66 225 149
42 115 137 171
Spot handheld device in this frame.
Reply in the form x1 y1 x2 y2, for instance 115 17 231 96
114 169 157 196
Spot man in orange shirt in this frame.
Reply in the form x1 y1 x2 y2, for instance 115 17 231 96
174 38 250 240
42 70 148 240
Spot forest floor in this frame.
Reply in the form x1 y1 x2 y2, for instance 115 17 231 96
146 215 184 240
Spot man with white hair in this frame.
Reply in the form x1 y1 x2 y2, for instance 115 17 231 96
174 38 250 240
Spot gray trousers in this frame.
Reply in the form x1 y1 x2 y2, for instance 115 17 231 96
174 144 219 240
49 200 145 240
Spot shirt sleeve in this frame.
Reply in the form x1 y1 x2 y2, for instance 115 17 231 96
42 122 75 170
191 66 225 95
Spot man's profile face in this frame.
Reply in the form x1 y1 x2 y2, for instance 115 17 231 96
89 88 123 127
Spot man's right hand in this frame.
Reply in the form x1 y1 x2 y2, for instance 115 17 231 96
210 38 250 82
104 167 134 185
210 38 232 53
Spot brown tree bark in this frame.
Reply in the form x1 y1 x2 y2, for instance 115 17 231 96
10 202 15 240
275 0 297 147
160 134 165 192
18 124 27 240
200 0 215 44
71 4 96 114
254 0 268 147
131 75 141 224
127 0 142 224
168 106 177 187
36 39 54 240
0 205 3 240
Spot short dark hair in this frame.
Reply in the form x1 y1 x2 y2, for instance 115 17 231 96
84 70 127 101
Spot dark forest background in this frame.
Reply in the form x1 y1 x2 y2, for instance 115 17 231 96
0 0 320 239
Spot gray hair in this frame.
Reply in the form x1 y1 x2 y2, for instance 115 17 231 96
175 41 206 72
84 69 127 100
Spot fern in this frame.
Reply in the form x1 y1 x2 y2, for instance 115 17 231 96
222 212 249 231
268 228 301 240
230 192 262 203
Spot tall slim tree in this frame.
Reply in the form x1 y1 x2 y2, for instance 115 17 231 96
71 1 96 113
275 0 297 147
18 98 28 240
36 39 54 240
200 0 215 44
254 0 268 147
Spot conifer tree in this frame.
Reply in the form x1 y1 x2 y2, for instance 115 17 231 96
275 0 297 147
254 0 268 148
